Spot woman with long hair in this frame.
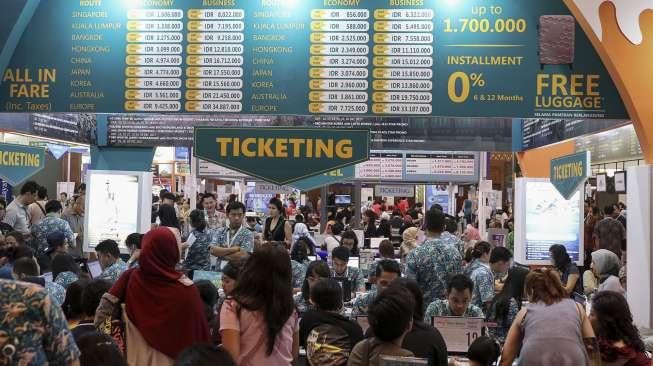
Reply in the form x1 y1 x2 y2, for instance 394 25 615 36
486 266 529 342
590 291 650 365
158 204 182 249
264 197 292 248
183 209 213 273
549 244 582 296
500 269 598 366
94 228 210 365
363 210 378 239
290 237 313 292
220 245 299 365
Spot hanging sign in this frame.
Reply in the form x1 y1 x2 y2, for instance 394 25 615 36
375 185 415 197
0 142 45 185
194 127 369 185
550 151 590 199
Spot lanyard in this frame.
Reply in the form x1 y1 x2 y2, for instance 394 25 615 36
226 226 244 248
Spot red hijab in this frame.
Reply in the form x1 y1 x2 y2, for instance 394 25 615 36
110 227 210 358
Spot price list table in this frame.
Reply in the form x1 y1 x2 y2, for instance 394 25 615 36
372 8 434 115
308 9 370 114
185 9 245 113
355 153 403 180
124 9 184 112
405 153 476 179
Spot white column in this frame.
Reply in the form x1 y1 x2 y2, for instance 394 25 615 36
626 165 653 328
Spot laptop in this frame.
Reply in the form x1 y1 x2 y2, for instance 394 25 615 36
334 276 352 302
348 257 360 269
87 261 102 279
192 270 222 289
432 316 485 354
307 255 317 262
370 237 385 249
379 355 428 365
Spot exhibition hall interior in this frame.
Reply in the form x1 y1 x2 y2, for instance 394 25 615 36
0 1 652 366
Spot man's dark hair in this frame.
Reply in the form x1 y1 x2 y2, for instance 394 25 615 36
368 284 415 342
200 193 216 203
20 181 39 195
76 332 128 366
448 274 474 293
161 192 176 202
226 201 246 214
332 245 351 262
444 217 457 234
430 204 443 211
125 233 143 250
175 344 236 366
490 247 513 264
310 278 343 311
13 257 39 277
426 208 445 233
95 239 120 258
375 259 401 277
331 222 345 236
45 199 63 214
81 279 112 317
36 185 47 200
222 260 244 280
604 205 615 216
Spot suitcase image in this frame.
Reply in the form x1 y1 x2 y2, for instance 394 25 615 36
539 15 575 68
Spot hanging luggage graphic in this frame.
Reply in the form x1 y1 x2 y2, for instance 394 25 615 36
538 15 576 69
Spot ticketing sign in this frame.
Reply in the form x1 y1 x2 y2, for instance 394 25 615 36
0 0 626 119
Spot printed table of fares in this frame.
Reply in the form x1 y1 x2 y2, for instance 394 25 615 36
0 0 626 118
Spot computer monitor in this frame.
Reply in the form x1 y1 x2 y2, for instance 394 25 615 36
193 270 222 289
334 276 352 302
370 237 386 249
335 195 351 205
307 255 317 262
348 257 360 269
432 316 485 354
87 261 102 279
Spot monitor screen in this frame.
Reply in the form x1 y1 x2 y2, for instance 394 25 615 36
87 261 102 279
348 257 360 269
334 276 352 302
193 270 222 289
307 255 317 262
335 195 351 205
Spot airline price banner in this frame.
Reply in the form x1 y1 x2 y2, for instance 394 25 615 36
0 0 627 118
193 127 369 185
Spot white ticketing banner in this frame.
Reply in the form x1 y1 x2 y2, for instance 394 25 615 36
375 185 414 197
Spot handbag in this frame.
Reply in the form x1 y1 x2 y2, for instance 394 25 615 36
110 270 134 354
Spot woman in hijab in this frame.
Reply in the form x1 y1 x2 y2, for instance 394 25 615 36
95 227 210 365
590 249 624 295
400 226 419 262
292 222 317 252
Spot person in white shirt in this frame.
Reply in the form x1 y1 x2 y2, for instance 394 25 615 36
323 222 344 254
2 181 39 236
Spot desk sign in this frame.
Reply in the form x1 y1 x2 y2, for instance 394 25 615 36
433 316 485 354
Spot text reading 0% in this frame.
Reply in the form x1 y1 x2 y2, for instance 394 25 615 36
448 72 485 103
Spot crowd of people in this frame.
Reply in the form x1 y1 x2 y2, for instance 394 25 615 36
0 181 649 366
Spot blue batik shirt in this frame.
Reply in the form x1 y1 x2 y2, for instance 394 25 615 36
54 271 79 290
98 259 128 283
184 229 214 271
405 236 463 309
0 279 80 365
213 226 254 268
291 260 308 289
466 259 495 309
30 213 75 256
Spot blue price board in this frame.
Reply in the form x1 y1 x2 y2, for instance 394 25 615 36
0 0 626 118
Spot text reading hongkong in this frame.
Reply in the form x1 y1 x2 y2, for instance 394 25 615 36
0 150 41 167
214 137 353 159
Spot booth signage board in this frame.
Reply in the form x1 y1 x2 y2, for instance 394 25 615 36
291 165 355 192
197 159 249 178
550 151 590 200
0 142 45 185
194 127 369 185
375 185 414 198
254 183 296 195
0 0 626 119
